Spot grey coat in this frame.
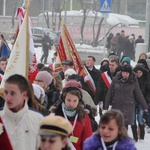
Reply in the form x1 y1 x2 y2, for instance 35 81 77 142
105 72 148 125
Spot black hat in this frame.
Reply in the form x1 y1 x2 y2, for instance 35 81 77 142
137 59 149 70
121 65 132 74
133 64 149 75
62 60 73 66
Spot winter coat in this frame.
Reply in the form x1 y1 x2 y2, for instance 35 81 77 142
52 103 92 150
45 82 60 110
0 101 43 150
82 89 97 115
105 72 148 125
118 35 126 52
83 133 137 150
42 35 53 50
124 40 135 60
94 69 118 107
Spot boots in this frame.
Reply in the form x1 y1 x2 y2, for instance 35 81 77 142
139 124 145 140
131 125 138 142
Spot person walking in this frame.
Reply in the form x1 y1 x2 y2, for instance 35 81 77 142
51 84 92 150
38 115 73 150
83 109 137 150
41 32 53 64
0 74 43 150
105 65 148 130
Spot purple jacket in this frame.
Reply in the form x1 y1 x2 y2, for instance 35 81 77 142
83 133 137 150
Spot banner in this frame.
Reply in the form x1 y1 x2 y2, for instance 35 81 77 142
0 39 11 57
0 1 37 87
57 23 96 94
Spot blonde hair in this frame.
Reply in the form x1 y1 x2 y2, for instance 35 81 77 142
139 53 147 60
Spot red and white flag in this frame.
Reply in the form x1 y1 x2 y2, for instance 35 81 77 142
56 23 96 94
15 5 26 29
0 3 38 87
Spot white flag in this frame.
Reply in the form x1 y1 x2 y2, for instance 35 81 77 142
0 12 29 88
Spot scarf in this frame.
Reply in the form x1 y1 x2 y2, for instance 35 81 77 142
62 103 77 118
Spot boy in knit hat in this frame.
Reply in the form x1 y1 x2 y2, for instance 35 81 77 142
39 115 73 150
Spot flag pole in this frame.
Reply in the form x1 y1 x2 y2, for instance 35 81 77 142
25 0 30 78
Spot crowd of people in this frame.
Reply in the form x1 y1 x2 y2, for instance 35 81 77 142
0 31 150 150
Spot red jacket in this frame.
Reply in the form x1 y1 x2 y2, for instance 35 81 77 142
54 104 93 150
69 114 92 150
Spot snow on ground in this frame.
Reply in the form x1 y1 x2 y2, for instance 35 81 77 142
35 46 150 149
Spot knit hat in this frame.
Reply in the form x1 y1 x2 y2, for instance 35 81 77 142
64 68 77 76
65 80 82 89
122 57 131 65
121 65 132 74
61 81 83 102
32 83 45 99
35 71 53 86
39 116 73 137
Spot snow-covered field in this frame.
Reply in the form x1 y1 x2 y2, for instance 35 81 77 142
35 46 150 149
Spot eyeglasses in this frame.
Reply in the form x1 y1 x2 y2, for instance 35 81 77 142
41 138 56 144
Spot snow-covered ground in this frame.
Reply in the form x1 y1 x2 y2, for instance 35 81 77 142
35 46 150 149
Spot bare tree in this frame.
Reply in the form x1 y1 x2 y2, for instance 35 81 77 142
43 12 50 28
80 0 92 45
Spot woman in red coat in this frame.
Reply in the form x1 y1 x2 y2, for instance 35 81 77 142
51 83 93 150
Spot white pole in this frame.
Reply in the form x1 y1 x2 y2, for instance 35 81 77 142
70 0 72 11
3 0 6 16
145 0 150 52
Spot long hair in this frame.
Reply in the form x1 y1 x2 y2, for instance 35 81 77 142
99 109 128 139
61 89 86 120
52 72 63 91
27 81 49 115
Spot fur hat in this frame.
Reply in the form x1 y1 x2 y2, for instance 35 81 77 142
39 116 73 137
121 65 132 74
32 83 45 99
122 57 131 65
137 59 149 70
35 71 53 86
133 64 149 75
64 68 77 76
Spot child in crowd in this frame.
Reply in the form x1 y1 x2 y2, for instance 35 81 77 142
83 109 137 150
38 115 73 150
51 84 92 150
